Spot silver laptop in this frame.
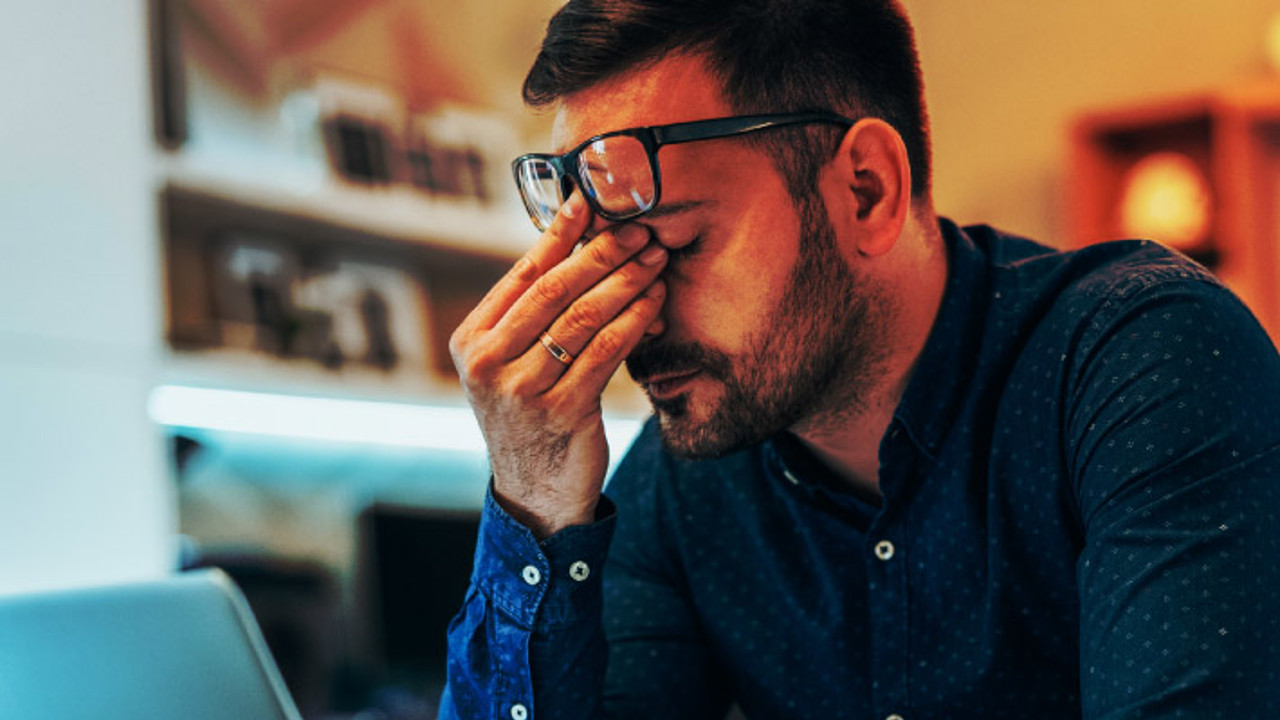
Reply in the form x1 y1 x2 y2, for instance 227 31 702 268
0 569 303 719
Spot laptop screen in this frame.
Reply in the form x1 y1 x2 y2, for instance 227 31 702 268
0 569 302 720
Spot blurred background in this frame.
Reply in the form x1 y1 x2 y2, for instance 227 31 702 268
2 0 1279 717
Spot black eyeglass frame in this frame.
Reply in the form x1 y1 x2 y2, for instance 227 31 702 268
511 112 856 229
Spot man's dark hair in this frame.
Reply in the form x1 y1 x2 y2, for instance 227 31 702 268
523 0 931 201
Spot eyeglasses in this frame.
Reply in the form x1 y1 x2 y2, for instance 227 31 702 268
511 112 856 231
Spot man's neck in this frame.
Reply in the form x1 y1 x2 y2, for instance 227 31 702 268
792 213 949 498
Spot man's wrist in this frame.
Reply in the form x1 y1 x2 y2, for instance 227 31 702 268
472 485 617 630
491 483 600 540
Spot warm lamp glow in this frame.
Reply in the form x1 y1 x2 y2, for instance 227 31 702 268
1118 152 1213 250
1267 11 1280 74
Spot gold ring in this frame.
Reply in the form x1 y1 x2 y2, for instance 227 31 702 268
539 332 574 365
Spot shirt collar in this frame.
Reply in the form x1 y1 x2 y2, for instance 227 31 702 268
890 218 991 461
764 218 989 487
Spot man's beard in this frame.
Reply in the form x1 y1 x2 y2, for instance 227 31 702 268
625 193 890 459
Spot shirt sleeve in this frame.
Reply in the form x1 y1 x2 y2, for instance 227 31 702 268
439 485 617 720
1066 271 1280 719
440 424 733 720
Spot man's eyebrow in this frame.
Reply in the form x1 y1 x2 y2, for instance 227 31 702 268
644 199 710 220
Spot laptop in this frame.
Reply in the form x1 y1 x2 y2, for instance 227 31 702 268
0 569 303 719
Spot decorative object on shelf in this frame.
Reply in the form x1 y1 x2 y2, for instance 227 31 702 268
1070 83 1280 341
201 232 432 378
313 74 511 204
294 258 433 374
209 237 309 359
405 134 488 202
316 75 405 187
404 106 511 205
324 113 397 185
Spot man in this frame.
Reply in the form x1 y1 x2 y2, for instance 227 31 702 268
441 1 1280 718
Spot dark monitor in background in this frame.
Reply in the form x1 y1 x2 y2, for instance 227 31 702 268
357 503 481 691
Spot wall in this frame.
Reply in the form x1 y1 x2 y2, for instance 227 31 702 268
903 0 1279 244
0 2 174 594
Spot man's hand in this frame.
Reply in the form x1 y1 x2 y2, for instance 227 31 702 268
450 194 668 538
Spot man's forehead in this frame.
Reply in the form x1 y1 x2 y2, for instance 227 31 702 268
548 53 731 153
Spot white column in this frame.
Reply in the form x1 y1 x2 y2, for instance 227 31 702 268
0 1 174 594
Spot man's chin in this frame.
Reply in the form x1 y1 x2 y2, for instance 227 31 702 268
655 419 729 460
651 395 754 461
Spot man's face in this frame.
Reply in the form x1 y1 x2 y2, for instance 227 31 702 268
554 54 890 458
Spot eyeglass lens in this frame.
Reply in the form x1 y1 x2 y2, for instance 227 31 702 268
517 135 658 231
516 158 563 231
576 136 656 220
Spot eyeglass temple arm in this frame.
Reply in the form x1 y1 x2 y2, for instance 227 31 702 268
652 113 854 145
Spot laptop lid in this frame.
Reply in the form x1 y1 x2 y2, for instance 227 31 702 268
0 569 303 720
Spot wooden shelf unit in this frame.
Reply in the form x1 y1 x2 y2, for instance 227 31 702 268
158 173 652 417
1070 82 1280 341
160 181 514 395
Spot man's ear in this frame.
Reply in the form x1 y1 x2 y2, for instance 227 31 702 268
829 118 912 258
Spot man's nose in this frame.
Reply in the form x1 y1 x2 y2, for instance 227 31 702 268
582 216 652 247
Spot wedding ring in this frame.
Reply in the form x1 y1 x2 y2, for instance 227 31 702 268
539 332 574 365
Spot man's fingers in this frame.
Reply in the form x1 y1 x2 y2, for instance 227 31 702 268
552 243 668 355
511 244 668 390
461 192 591 334
492 223 652 356
552 279 667 401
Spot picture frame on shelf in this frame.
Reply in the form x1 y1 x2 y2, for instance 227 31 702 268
205 234 433 378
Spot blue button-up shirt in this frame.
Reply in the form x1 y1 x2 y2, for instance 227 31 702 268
441 221 1280 719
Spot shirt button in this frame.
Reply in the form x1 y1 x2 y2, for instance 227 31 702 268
569 560 590 582
782 468 801 485
874 540 895 561
521 565 541 585
886 714 904 720
510 703 529 720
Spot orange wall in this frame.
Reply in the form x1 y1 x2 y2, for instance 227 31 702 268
904 0 1280 244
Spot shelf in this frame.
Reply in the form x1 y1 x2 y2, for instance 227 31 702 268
152 357 651 458
154 148 654 446
159 347 652 418
159 347 465 407
155 150 536 260
160 180 517 384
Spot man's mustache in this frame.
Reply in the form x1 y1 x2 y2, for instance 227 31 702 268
626 339 732 384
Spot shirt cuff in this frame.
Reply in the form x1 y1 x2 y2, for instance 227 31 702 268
472 483 617 630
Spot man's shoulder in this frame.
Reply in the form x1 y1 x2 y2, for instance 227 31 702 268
956 224 1229 341
965 223 1221 302
1049 239 1219 305
933 223 1258 418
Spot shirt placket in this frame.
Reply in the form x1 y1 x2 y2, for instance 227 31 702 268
865 526 909 718
866 424 915 720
